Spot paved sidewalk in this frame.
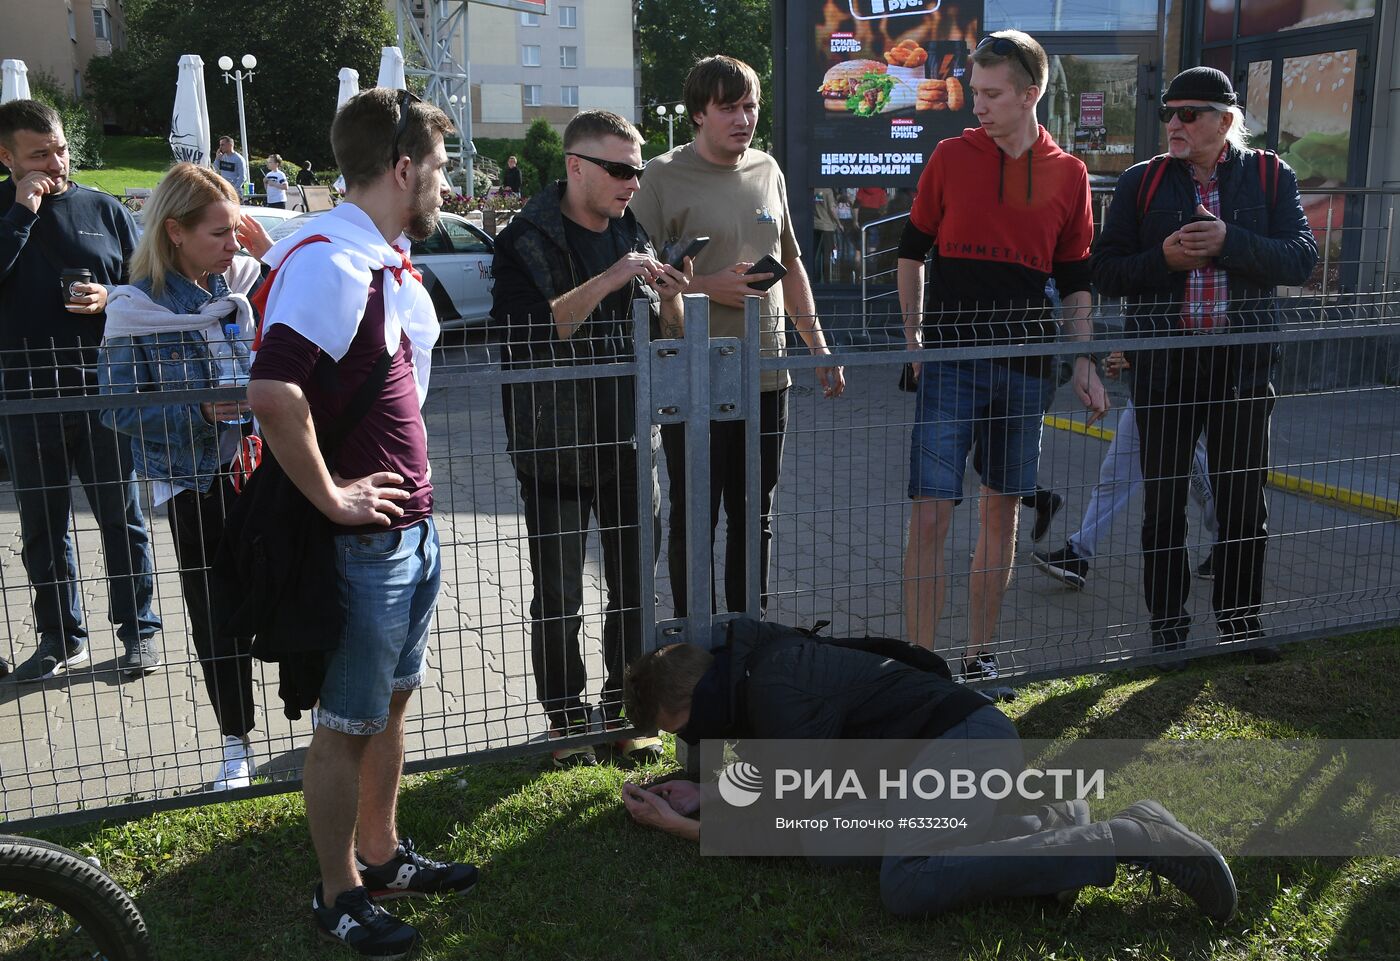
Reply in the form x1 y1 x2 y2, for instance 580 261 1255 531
2 344 1396 823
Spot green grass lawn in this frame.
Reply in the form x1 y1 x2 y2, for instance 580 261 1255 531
75 136 173 196
12 629 1400 960
73 136 307 197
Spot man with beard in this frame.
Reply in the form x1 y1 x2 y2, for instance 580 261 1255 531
1092 67 1316 664
248 88 477 959
492 110 691 767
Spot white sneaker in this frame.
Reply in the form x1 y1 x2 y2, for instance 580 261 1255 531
212 735 253 791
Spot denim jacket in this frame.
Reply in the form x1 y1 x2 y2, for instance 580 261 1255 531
98 272 251 494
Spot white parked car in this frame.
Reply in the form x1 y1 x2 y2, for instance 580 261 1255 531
267 211 494 329
132 203 302 247
241 205 305 237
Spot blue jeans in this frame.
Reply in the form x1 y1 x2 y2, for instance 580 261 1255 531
318 518 440 736
0 410 159 648
878 705 1118 916
909 360 1047 503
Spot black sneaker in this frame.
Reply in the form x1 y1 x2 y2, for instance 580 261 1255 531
0 654 9 679
312 884 419 959
10 637 88 683
1111 800 1238 922
960 652 1000 681
1195 555 1214 579
1031 490 1064 543
356 838 479 901
119 637 162 678
1032 545 1088 590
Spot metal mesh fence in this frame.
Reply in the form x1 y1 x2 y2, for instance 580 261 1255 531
2 231 1398 829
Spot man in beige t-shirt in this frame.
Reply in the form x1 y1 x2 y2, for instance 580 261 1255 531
631 55 844 618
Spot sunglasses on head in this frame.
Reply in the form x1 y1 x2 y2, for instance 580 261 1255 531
390 89 424 167
975 36 1038 87
567 152 646 181
1158 104 1221 124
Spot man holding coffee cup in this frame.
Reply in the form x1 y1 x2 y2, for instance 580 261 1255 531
0 99 162 682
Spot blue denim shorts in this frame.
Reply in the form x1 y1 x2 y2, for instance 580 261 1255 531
908 360 1047 502
318 518 440 736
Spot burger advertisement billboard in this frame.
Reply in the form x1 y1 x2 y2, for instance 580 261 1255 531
812 0 983 185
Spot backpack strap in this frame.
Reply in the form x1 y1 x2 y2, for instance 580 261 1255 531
1135 154 1172 220
1256 149 1280 206
249 233 331 348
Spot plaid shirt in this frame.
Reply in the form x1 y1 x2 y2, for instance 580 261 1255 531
1182 146 1229 329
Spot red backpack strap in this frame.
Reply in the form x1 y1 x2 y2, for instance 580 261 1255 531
248 233 331 348
1135 154 1171 221
1256 149 1280 206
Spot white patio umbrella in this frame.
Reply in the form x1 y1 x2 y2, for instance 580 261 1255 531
336 67 360 111
1 59 31 103
332 67 361 194
377 47 406 91
168 54 211 166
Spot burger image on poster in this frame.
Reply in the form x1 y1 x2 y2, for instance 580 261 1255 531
818 59 917 116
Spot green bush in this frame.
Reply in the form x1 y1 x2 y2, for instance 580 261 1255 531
473 136 543 197
29 74 105 170
522 118 563 193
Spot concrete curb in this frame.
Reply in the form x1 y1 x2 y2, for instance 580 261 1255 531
1042 414 1400 521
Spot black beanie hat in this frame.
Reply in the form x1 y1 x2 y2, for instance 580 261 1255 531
1162 66 1237 106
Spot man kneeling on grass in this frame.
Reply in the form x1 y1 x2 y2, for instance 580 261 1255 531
619 620 1238 921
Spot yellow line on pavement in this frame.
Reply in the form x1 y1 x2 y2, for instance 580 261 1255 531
1042 414 1400 520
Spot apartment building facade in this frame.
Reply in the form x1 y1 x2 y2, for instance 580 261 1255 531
0 0 125 99
466 0 638 138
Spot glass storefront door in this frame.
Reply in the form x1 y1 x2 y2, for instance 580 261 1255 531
1040 54 1140 178
1036 38 1158 183
1235 28 1371 288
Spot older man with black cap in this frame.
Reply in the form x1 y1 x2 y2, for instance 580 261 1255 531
1092 66 1317 665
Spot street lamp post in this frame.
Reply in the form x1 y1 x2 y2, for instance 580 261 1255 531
655 102 683 150
218 54 257 197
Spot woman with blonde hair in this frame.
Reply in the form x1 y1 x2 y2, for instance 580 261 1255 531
99 161 273 791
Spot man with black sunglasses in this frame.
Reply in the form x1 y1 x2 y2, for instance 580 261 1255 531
1092 67 1317 665
491 110 690 768
896 30 1106 680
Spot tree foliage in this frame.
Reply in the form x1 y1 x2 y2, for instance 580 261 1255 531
27 73 104 169
522 118 564 191
85 0 394 167
635 0 774 149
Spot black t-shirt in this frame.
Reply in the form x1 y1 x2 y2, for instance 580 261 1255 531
562 215 637 449
503 165 523 192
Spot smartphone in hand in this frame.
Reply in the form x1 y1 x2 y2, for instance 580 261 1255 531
744 254 788 292
666 236 710 271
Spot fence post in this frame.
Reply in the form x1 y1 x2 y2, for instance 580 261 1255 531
742 295 763 621
633 297 660 652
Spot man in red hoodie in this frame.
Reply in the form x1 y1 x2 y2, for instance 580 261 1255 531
896 30 1108 680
